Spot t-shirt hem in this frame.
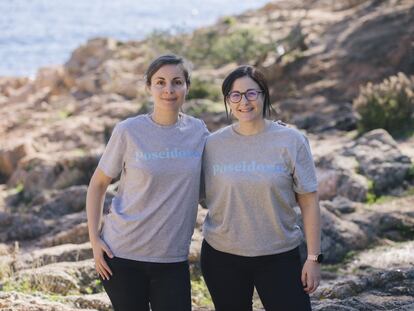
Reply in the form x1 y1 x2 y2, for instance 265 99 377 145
97 164 119 179
204 236 302 257
112 252 189 263
294 184 318 194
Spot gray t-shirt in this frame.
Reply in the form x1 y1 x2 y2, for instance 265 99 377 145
98 113 209 263
202 120 318 257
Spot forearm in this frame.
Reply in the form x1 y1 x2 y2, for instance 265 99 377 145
86 182 108 242
297 192 321 255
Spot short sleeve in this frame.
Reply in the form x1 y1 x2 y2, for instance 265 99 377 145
292 137 318 194
97 123 126 178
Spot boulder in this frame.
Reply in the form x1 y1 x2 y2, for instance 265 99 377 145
343 129 412 195
30 185 87 219
8 154 98 199
316 156 370 202
64 293 112 311
15 243 93 271
317 203 370 263
14 259 97 295
0 291 90 311
65 38 118 78
0 140 34 182
0 212 51 242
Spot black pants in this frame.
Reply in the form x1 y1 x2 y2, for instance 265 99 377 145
200 240 311 311
101 254 191 311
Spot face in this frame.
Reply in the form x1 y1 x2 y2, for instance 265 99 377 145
227 76 264 123
149 64 188 112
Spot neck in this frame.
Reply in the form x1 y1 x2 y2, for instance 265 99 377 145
234 118 266 136
151 108 180 126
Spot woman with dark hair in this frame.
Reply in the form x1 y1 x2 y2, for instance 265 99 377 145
86 54 209 311
201 65 322 311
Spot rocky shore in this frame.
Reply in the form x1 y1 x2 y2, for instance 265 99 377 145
1 0 413 310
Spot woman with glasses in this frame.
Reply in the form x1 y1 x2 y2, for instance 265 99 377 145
86 54 208 311
200 65 322 310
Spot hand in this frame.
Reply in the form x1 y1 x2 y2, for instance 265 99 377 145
301 260 321 294
91 236 114 280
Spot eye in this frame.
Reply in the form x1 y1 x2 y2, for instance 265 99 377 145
155 80 165 86
173 79 184 86
229 92 241 102
246 90 259 99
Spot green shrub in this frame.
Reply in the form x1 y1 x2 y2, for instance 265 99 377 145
146 27 273 68
353 73 414 137
187 78 221 102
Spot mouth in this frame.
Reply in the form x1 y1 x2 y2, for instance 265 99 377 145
162 98 177 102
238 107 254 113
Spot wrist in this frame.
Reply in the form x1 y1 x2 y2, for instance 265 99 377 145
307 253 324 263
89 233 101 243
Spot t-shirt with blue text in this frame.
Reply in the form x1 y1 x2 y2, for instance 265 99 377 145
202 120 318 256
98 113 209 263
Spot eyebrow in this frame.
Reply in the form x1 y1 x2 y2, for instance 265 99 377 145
230 88 258 93
153 77 184 80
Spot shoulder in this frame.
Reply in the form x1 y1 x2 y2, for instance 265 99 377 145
117 114 147 131
269 120 309 146
181 113 207 128
180 114 210 137
207 125 232 143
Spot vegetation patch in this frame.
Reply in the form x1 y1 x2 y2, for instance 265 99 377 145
146 25 273 68
187 78 222 102
353 73 414 138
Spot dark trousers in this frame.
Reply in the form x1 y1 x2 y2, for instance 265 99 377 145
200 240 312 311
101 254 191 311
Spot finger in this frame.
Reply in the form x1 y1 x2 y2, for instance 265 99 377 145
96 266 106 280
311 280 320 293
100 257 113 276
98 263 110 280
301 270 307 287
306 279 315 293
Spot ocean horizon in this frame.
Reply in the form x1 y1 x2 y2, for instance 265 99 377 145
0 0 270 78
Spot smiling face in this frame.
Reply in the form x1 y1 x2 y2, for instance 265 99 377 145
149 64 188 113
227 76 264 123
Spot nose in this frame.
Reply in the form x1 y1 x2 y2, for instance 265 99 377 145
163 83 174 94
239 95 249 105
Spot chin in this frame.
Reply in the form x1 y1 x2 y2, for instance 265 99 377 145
236 114 260 122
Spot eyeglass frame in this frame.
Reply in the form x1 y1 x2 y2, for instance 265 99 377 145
226 89 264 104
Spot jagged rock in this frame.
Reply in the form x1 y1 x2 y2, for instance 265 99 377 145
40 222 89 247
0 140 34 181
0 291 93 311
14 243 93 271
347 196 414 242
316 156 370 202
64 293 111 311
8 154 98 199
331 196 358 214
14 259 98 295
65 38 118 78
343 129 412 194
0 212 51 242
317 204 370 263
34 66 71 96
30 185 87 219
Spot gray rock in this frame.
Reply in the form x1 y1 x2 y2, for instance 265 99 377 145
0 212 51 242
344 129 412 195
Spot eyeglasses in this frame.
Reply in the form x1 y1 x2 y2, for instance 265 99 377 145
227 89 263 103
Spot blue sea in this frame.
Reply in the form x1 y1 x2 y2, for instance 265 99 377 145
0 0 270 77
